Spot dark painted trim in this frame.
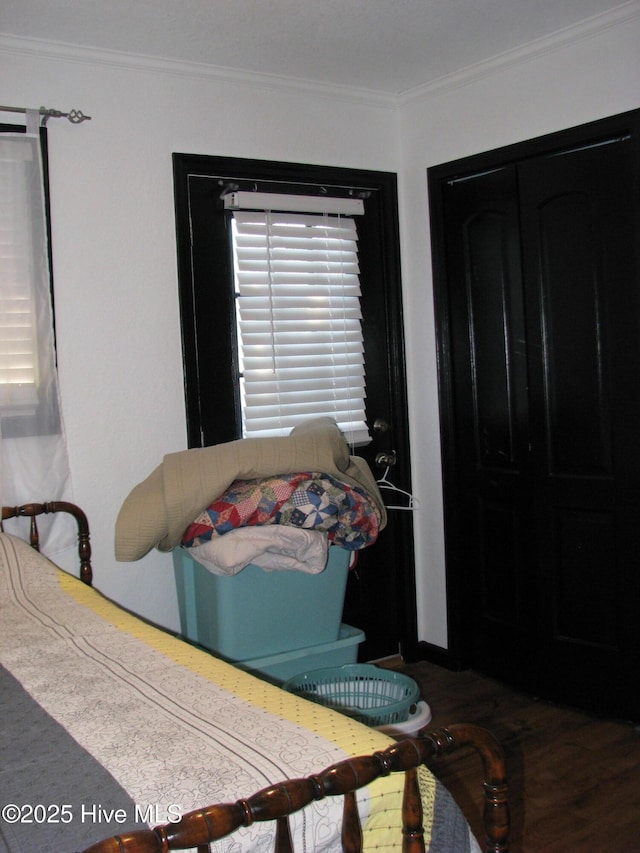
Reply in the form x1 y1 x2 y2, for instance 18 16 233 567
414 640 462 670
172 153 416 657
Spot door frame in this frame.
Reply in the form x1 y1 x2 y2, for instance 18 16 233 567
172 154 418 659
427 108 640 669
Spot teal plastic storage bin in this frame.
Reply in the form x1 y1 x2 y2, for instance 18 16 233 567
173 544 350 660
237 623 365 684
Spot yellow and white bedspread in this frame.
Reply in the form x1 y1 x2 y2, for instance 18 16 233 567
0 533 478 853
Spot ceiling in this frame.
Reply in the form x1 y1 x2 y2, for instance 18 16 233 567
0 0 633 95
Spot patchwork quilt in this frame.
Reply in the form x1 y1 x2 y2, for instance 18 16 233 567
181 471 381 550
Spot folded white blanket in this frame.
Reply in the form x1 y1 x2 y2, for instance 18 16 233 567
187 526 330 576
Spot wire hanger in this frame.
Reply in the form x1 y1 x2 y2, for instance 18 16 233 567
375 452 419 512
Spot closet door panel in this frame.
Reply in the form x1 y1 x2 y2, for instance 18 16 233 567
535 191 612 475
553 507 617 648
478 498 528 627
446 170 529 473
517 134 640 711
440 165 535 681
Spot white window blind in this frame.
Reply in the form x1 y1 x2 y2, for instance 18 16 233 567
232 210 370 445
0 136 39 414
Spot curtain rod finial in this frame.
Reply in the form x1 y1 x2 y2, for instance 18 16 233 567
39 107 92 125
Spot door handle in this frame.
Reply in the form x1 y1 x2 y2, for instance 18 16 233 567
375 450 397 467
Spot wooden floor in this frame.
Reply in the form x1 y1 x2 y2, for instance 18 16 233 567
380 658 640 852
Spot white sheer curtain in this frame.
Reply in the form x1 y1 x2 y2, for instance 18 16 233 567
0 110 74 553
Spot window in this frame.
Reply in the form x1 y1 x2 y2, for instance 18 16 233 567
0 140 39 412
173 154 405 453
230 208 369 445
0 123 59 438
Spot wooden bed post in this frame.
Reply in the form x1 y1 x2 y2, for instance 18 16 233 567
1 501 93 585
423 725 510 853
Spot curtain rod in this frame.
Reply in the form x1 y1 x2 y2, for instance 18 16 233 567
0 105 91 125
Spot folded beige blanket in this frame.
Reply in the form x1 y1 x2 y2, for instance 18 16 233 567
115 418 386 561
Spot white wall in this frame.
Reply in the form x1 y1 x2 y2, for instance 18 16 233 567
2 3 639 647
0 41 401 629
397 6 640 648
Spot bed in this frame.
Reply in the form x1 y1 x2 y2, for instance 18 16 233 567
0 502 509 853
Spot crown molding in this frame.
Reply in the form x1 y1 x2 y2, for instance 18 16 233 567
0 32 397 110
2 1 639 110
399 0 640 105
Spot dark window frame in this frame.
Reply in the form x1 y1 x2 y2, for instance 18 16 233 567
172 154 405 451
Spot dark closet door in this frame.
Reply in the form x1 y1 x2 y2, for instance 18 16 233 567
518 138 640 716
432 113 640 719
440 164 538 688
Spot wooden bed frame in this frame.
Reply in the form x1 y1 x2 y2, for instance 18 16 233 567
1 503 510 853
1 500 93 585
80 725 510 853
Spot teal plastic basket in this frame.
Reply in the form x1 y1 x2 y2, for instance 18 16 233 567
283 664 420 727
